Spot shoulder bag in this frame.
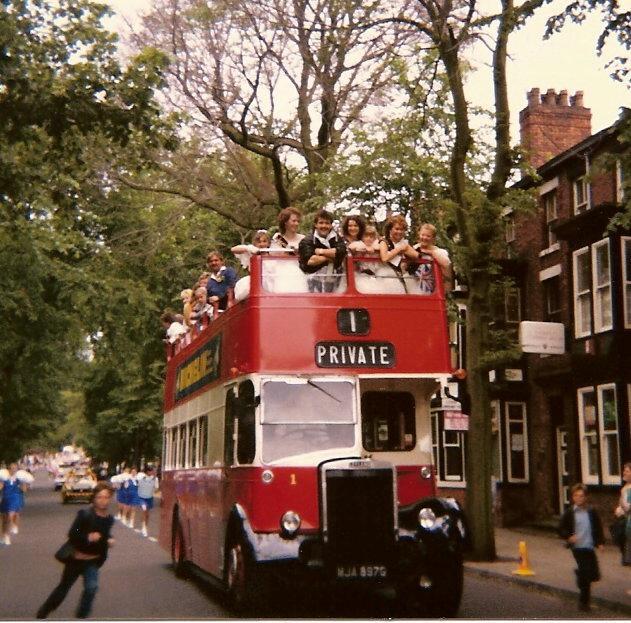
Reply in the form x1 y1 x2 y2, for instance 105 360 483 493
54 541 76 563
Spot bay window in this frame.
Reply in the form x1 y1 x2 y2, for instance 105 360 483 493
577 384 620 485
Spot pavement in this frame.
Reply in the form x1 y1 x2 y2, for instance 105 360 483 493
465 526 631 615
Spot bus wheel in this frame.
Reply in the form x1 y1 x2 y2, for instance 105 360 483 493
171 519 187 579
397 552 463 618
225 535 259 613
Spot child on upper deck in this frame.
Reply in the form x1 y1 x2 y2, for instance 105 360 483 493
231 230 271 301
407 223 452 294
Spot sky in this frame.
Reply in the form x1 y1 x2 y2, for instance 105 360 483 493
105 0 629 141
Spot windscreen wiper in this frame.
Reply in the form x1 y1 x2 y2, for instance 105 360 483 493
307 379 342 403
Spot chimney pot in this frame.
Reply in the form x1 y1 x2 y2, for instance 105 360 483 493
573 91 584 107
527 88 541 107
557 90 569 106
543 89 557 105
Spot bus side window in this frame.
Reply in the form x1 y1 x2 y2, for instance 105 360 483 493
224 388 237 466
361 391 416 452
236 380 256 464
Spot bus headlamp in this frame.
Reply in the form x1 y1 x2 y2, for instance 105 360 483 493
280 510 301 537
418 507 436 529
420 466 432 479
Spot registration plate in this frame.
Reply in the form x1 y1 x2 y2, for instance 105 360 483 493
336 564 387 579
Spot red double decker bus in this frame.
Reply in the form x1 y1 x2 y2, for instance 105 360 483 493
159 254 467 616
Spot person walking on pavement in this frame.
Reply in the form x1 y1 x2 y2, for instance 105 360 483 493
0 462 29 545
36 482 115 619
615 461 631 565
137 465 159 537
558 483 605 612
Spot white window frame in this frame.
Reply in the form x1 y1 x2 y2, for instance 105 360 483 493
505 287 521 324
623 237 631 330
543 191 558 248
430 410 466 488
442 428 466 482
598 384 620 485
491 400 503 483
573 175 590 215
577 387 599 485
573 246 592 338
577 384 621 485
592 239 612 333
504 402 529 483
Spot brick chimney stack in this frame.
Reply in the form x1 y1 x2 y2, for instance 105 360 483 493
519 88 592 169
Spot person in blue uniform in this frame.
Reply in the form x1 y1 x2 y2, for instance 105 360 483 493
0 463 28 545
36 482 115 619
124 468 140 530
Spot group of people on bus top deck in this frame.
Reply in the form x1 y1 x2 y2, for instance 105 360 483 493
161 208 452 346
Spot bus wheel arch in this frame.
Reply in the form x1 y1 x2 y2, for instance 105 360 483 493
224 509 264 613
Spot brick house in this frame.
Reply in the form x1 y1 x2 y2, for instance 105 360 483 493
432 88 630 528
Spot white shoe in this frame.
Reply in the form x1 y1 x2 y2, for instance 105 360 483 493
10 525 18 535
141 526 148 537
3 535 10 545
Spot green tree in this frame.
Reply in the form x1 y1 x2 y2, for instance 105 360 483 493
0 0 168 460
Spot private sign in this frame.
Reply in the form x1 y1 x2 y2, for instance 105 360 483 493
315 341 395 368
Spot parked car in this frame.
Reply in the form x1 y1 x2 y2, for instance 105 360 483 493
60 467 96 503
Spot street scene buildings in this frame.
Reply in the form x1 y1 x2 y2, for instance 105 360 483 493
434 88 630 531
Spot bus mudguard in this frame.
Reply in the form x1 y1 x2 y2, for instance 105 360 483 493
229 504 304 563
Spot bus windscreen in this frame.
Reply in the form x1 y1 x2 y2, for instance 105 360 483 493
261 379 355 462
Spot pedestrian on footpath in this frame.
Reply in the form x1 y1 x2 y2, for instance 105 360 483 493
0 462 29 545
615 461 631 565
558 483 605 612
137 465 159 537
36 482 115 620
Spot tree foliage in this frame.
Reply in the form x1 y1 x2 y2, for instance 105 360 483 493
0 0 168 461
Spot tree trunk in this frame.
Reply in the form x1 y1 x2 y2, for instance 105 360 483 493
464 266 496 561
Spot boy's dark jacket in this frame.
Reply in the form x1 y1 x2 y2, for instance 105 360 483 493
558 505 605 547
298 233 347 274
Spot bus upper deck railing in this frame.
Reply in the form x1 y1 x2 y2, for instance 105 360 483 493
166 254 445 361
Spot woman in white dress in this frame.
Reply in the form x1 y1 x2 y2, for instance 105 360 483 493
378 215 418 294
268 207 308 293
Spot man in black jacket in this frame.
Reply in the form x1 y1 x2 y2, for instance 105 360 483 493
558 483 605 612
298 209 347 293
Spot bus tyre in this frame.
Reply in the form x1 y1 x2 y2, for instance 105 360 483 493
397 552 463 618
225 535 260 613
171 519 188 579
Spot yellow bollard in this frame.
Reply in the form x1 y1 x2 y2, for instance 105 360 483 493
512 540 535 576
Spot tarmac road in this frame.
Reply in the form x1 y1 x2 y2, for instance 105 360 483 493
0 471 624 619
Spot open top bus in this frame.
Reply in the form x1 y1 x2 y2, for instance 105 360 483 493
159 253 467 616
